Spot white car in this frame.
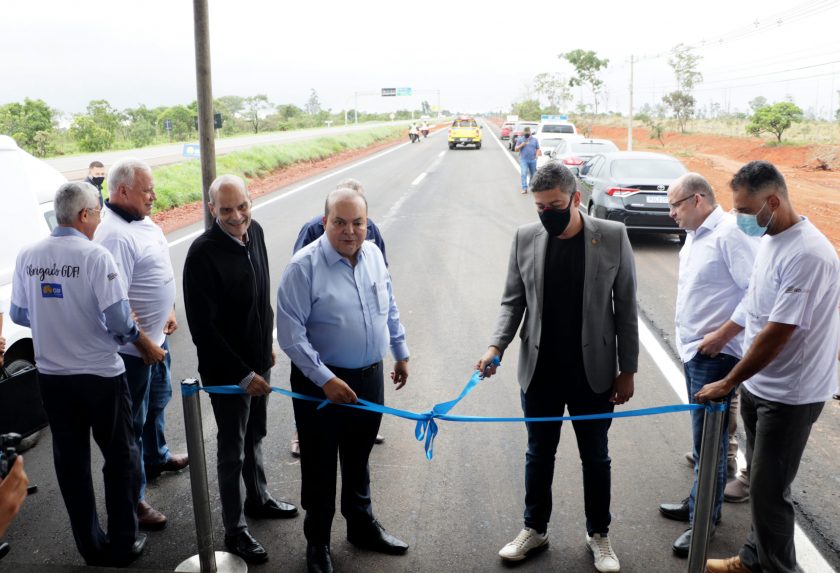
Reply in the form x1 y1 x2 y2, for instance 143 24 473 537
533 120 578 151
537 138 619 171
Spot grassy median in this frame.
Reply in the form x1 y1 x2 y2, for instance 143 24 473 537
150 125 404 212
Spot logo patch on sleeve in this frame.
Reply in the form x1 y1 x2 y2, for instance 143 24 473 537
41 283 64 298
108 272 118 281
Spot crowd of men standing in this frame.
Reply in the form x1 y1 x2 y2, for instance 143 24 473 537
4 152 839 573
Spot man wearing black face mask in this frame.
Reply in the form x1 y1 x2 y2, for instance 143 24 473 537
477 162 638 572
84 161 106 207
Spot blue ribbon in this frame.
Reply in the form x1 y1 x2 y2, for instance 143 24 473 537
181 358 726 460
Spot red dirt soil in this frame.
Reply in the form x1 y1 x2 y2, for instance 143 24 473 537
590 126 840 253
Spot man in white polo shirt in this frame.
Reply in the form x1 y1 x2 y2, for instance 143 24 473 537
94 158 181 530
698 161 840 573
657 173 758 558
10 182 160 566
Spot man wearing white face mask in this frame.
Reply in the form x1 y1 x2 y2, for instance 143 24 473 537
697 161 840 573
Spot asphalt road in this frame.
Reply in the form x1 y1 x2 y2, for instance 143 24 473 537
43 121 410 180
3 125 838 573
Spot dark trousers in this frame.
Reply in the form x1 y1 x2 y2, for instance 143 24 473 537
291 362 384 545
120 353 152 499
208 369 271 536
142 338 172 468
738 386 824 573
685 352 737 524
520 370 614 536
39 372 140 565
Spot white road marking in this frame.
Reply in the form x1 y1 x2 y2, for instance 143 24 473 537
166 138 414 249
438 151 446 158
486 119 834 572
411 173 427 186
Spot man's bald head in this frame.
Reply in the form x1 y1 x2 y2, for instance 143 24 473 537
324 187 367 218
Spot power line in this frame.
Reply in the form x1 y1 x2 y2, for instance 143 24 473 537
700 59 840 85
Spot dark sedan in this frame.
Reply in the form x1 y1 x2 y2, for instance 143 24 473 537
576 151 688 240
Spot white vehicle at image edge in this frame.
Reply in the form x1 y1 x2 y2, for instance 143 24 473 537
0 134 63 374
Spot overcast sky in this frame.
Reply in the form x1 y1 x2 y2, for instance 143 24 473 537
2 0 839 119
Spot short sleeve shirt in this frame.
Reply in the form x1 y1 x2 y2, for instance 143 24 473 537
517 136 541 162
11 229 128 376
742 218 840 404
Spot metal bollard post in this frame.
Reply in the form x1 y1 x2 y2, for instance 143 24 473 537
687 399 726 573
175 379 247 573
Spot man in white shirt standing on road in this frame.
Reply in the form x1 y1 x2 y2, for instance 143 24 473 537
698 161 840 573
657 173 758 558
94 158 183 531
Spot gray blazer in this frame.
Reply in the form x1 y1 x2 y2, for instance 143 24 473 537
490 213 639 394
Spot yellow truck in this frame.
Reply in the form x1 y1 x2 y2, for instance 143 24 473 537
447 117 482 150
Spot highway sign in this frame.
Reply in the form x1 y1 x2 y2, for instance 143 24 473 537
382 88 397 97
397 87 412 96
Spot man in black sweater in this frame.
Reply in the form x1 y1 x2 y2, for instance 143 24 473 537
183 174 298 564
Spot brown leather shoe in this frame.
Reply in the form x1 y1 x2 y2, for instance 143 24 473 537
706 555 751 573
146 453 189 479
138 500 167 531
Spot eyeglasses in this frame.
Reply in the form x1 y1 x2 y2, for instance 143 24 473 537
81 207 102 218
668 193 704 209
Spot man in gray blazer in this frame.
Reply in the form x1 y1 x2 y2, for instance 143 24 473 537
477 162 638 572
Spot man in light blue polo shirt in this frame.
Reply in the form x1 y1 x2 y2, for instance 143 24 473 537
515 126 541 194
276 187 410 573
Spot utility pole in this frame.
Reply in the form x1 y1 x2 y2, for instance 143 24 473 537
354 92 358 125
627 54 634 151
193 0 216 231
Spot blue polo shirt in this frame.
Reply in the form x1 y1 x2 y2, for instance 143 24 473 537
517 136 540 162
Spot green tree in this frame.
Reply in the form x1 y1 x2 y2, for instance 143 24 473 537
749 96 768 113
421 100 432 115
747 101 804 143
512 99 542 121
562 50 609 115
277 103 304 120
128 119 156 147
662 91 696 133
533 72 572 110
0 98 55 152
305 89 321 116
243 94 271 133
70 115 113 151
157 105 194 139
85 99 123 135
668 44 703 91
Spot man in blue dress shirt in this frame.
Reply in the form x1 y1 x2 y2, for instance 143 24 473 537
277 187 410 573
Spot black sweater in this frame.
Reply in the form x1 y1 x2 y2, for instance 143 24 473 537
183 221 274 386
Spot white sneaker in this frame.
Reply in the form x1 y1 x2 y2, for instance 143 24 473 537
498 528 549 561
586 533 620 572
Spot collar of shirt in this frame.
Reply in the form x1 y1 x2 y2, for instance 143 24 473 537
688 204 724 239
52 226 88 239
105 199 144 223
319 234 364 267
216 219 249 247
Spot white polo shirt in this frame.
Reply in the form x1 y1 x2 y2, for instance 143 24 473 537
742 217 840 405
675 206 759 362
94 206 176 357
11 228 128 377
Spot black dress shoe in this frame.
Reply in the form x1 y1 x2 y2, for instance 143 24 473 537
244 496 299 519
672 526 715 558
659 498 690 522
110 534 147 567
347 519 409 555
224 530 268 564
307 544 334 573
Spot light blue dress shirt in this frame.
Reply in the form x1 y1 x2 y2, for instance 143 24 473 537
276 235 409 387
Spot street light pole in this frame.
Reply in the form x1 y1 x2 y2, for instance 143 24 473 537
192 0 216 231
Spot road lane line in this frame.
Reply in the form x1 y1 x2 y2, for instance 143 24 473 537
166 138 414 248
487 118 834 572
411 173 427 186
438 151 446 158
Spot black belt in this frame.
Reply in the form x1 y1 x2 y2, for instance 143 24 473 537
327 362 381 376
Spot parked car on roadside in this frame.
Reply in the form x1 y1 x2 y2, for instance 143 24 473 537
508 121 539 150
538 138 618 170
576 151 687 241
500 122 515 140
533 120 578 150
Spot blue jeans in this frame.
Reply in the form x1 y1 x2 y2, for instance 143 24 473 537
120 353 152 500
142 338 172 469
520 159 537 190
521 372 614 536
684 352 737 525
